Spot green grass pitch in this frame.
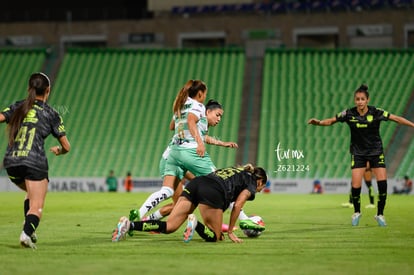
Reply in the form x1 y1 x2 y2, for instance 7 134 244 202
0 192 413 275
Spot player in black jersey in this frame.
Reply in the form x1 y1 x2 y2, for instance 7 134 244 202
308 84 414 227
0 72 70 249
112 164 267 243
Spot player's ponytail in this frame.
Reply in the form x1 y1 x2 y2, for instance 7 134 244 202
8 73 50 146
172 80 207 118
173 80 192 118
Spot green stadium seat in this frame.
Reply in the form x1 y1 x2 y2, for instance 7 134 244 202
0 49 48 163
45 48 244 177
259 49 414 179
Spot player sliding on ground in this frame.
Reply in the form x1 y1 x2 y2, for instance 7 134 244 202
112 164 267 243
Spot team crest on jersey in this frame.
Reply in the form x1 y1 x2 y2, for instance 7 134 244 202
367 115 373 122
337 110 347 118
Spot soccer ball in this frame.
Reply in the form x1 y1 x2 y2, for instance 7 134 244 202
242 215 265 238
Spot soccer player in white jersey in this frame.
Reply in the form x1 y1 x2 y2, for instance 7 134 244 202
127 81 238 226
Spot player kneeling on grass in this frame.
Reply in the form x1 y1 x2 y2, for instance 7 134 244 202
112 164 267 243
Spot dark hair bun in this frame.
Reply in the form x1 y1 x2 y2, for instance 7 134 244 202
359 84 368 91
206 99 222 110
206 99 219 106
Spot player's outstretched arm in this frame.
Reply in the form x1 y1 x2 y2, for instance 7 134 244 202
205 135 238 148
0 113 5 123
308 117 337 126
389 114 414 128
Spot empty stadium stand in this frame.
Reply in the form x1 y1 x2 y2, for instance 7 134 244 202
1 47 413 180
171 0 414 15
44 48 244 177
257 48 414 179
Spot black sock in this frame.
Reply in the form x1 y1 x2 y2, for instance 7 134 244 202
24 199 30 217
365 181 374 204
130 220 167 233
351 187 361 213
348 188 352 203
195 222 216 242
377 180 387 216
23 214 39 236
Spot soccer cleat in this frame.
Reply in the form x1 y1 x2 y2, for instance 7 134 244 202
128 209 140 236
30 232 37 243
129 209 140 221
374 215 387 227
239 219 265 231
183 214 197 243
365 204 375 209
20 231 37 249
351 212 362 226
112 216 131 242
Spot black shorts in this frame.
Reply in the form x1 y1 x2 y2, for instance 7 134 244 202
6 166 49 186
351 154 386 169
181 176 226 211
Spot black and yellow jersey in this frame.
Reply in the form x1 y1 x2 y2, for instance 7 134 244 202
336 106 390 156
2 100 66 172
207 167 258 209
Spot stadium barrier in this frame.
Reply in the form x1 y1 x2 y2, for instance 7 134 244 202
0 176 407 194
269 178 403 194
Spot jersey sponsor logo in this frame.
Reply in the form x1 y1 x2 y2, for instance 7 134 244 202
356 123 368 128
23 109 38 124
142 222 160 231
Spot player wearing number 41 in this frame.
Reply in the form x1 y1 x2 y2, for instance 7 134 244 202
0 72 70 249
308 84 414 227
112 164 267 243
